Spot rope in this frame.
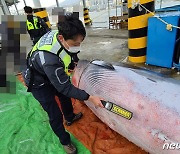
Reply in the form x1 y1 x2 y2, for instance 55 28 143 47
130 0 180 31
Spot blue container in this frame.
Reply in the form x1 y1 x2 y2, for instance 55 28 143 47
156 5 180 12
146 12 180 68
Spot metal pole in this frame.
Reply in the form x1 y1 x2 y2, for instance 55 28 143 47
56 0 59 7
82 0 86 8
14 0 19 15
7 4 11 14
108 0 110 29
23 0 27 6
160 0 162 9
121 0 123 16
116 0 117 17
0 0 11 15
108 0 110 17
32 0 41 8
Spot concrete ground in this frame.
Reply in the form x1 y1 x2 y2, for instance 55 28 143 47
80 28 128 63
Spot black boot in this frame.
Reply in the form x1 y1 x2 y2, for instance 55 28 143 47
65 112 83 126
63 142 77 154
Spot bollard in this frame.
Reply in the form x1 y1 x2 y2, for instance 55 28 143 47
33 8 51 28
128 0 155 63
84 8 92 25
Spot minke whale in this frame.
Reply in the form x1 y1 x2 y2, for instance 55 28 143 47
72 60 180 154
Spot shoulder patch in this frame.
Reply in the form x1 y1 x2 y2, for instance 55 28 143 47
39 31 56 47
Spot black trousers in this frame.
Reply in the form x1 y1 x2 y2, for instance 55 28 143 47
31 84 74 145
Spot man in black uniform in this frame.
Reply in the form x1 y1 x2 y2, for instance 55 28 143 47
24 6 50 45
23 14 104 154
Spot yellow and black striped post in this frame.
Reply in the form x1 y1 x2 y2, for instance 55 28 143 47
128 0 154 63
84 8 92 26
33 8 51 28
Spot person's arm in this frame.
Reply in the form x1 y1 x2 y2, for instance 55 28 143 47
34 51 104 107
37 51 89 100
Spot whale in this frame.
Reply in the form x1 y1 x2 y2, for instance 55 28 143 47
72 60 180 154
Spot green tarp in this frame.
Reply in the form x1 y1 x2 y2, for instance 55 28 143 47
0 80 90 154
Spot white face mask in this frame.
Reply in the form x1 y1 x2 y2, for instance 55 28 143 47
64 39 81 53
68 46 81 53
